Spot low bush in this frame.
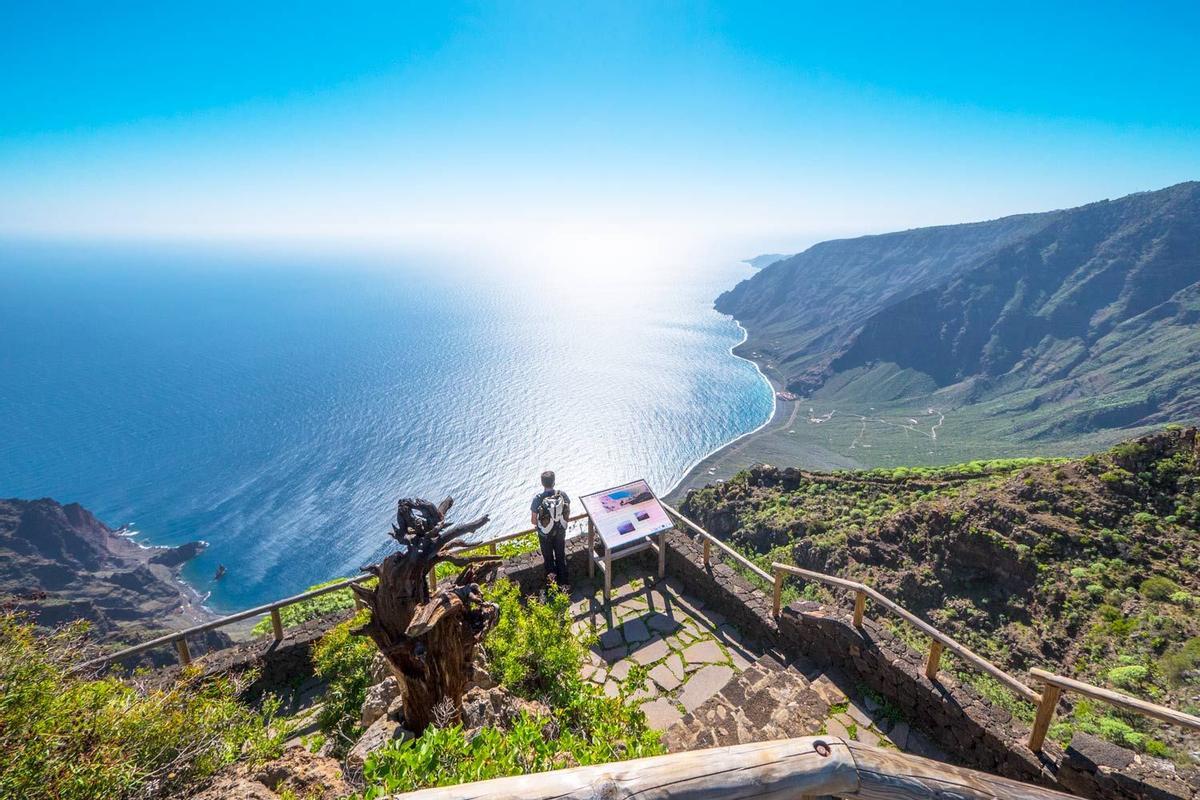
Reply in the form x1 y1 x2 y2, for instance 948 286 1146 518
358 579 662 794
312 609 377 752
1140 576 1181 601
249 576 366 637
0 613 285 800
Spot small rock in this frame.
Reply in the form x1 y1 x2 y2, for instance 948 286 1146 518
347 717 412 772
359 677 400 729
640 698 683 729
679 664 733 712
681 640 726 666
609 659 633 681
649 662 682 691
631 637 671 665
598 628 624 649
888 721 910 749
369 653 391 684
623 618 651 644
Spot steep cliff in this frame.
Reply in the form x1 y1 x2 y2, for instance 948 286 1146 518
718 182 1200 450
0 497 228 663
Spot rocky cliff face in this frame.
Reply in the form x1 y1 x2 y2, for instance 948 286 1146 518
0 497 228 664
719 182 1200 446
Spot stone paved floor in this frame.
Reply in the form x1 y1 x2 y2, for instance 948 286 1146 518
568 566 947 761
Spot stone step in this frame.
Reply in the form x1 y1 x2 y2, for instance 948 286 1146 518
662 654 830 751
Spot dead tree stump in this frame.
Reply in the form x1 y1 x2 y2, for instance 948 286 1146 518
351 496 500 733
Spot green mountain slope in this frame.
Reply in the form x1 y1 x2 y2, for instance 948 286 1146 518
717 182 1200 465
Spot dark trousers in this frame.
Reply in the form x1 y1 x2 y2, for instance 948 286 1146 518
538 527 568 586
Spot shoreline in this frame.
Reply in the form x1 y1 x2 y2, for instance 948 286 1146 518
664 319 788 504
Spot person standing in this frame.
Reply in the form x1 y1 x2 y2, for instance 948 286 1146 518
530 470 570 590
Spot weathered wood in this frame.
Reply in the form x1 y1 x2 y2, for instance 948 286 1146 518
352 496 500 733
656 531 666 577
174 636 191 666
771 561 1040 704
270 608 284 641
1030 668 1200 733
1028 683 1062 753
702 536 711 567
924 639 944 680
844 740 1079 800
772 568 785 616
385 736 1078 800
853 589 866 628
586 519 595 578
389 736 859 799
663 502 772 582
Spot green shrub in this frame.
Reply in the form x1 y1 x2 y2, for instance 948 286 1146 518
1140 577 1181 601
1168 591 1194 607
312 610 377 751
359 579 661 794
483 579 593 708
250 577 367 636
1161 638 1200 686
0 613 285 800
1106 664 1149 690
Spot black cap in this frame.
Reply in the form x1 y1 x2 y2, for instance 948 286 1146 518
541 470 556 489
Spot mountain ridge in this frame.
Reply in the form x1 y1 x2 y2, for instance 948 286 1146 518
717 182 1200 459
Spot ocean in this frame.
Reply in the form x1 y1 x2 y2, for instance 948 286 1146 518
0 241 773 611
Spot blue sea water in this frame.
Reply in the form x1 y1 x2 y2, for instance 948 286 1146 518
0 241 772 611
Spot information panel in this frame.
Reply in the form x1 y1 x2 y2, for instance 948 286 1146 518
580 479 674 551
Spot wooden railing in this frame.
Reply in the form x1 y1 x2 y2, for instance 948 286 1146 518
663 505 1200 757
76 500 1200 760
662 502 772 583
76 513 589 672
769 562 1041 704
1027 668 1200 753
387 735 1079 800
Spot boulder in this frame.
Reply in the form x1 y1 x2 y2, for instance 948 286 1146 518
346 716 413 773
188 747 349 800
460 685 553 735
252 747 351 800
360 676 400 728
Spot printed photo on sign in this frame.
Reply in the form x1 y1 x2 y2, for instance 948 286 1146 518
580 479 674 551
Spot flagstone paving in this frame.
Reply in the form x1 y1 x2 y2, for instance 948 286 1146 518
569 568 950 761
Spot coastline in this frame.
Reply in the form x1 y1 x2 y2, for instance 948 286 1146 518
664 319 780 503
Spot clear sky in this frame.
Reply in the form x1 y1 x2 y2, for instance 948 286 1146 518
2 1 1198 261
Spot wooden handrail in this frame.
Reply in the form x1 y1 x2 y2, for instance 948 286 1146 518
447 513 588 555
771 562 1040 704
1027 667 1200 752
76 514 590 671
385 736 1079 799
74 573 376 670
662 502 773 583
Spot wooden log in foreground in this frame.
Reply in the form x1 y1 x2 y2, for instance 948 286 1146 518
386 736 1077 800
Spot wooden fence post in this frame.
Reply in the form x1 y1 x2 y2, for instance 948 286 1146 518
1028 684 1062 753
587 520 595 578
175 636 191 666
489 541 498 555
772 568 785 616
270 608 284 641
428 569 438 593
703 537 711 568
853 590 867 628
925 640 944 680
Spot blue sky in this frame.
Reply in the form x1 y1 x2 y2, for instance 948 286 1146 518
2 1 1198 260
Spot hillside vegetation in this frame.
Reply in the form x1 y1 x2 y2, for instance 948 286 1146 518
715 182 1200 465
681 427 1200 755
